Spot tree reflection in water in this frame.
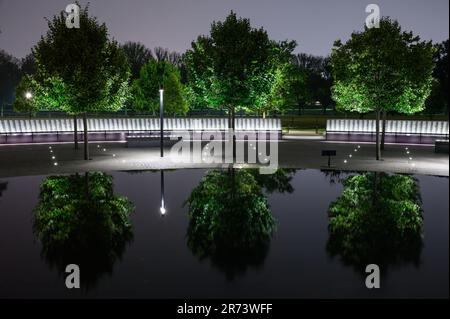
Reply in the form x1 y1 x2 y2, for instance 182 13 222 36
0 181 7 197
185 168 294 280
327 172 424 273
33 172 134 290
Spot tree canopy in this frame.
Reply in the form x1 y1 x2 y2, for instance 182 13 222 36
331 17 435 159
185 11 296 116
13 3 131 159
14 4 130 115
331 18 434 115
121 41 153 81
131 59 188 115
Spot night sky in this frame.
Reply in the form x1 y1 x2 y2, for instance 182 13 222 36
0 0 448 59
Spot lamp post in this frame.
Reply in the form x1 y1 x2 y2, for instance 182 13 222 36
159 86 164 157
160 170 166 216
25 91 33 119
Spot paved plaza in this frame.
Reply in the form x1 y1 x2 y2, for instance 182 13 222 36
0 138 447 177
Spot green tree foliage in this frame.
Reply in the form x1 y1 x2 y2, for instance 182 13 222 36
15 3 130 158
131 59 188 115
331 18 434 159
185 169 276 279
270 62 309 115
153 47 187 83
31 4 130 113
8 52 36 114
327 172 423 272
185 11 295 117
185 168 295 279
34 172 134 290
13 74 69 114
426 40 449 115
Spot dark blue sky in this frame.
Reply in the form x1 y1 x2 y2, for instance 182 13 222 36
0 0 448 59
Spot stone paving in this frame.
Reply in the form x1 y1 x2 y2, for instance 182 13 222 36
0 138 448 178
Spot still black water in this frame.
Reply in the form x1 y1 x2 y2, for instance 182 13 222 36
0 169 448 298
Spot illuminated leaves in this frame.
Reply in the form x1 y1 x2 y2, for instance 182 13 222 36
185 11 295 114
131 60 188 115
18 4 131 114
331 18 434 114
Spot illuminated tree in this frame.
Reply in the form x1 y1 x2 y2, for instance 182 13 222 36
33 172 134 290
185 11 295 122
268 63 309 115
22 4 130 158
327 172 423 273
331 18 434 159
131 59 188 115
13 75 69 115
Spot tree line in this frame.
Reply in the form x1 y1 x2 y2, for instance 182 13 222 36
0 5 448 160
0 9 447 119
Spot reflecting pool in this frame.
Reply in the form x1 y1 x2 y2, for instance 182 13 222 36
0 169 447 298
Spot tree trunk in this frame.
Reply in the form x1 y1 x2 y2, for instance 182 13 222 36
232 107 236 161
83 112 89 160
375 109 381 160
381 110 387 151
73 115 78 149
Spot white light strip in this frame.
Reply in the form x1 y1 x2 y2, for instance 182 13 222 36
0 118 281 134
326 119 449 135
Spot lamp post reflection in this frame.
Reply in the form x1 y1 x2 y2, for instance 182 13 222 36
160 170 166 216
159 86 164 158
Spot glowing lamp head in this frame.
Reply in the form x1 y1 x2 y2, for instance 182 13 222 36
160 206 166 215
25 91 33 100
